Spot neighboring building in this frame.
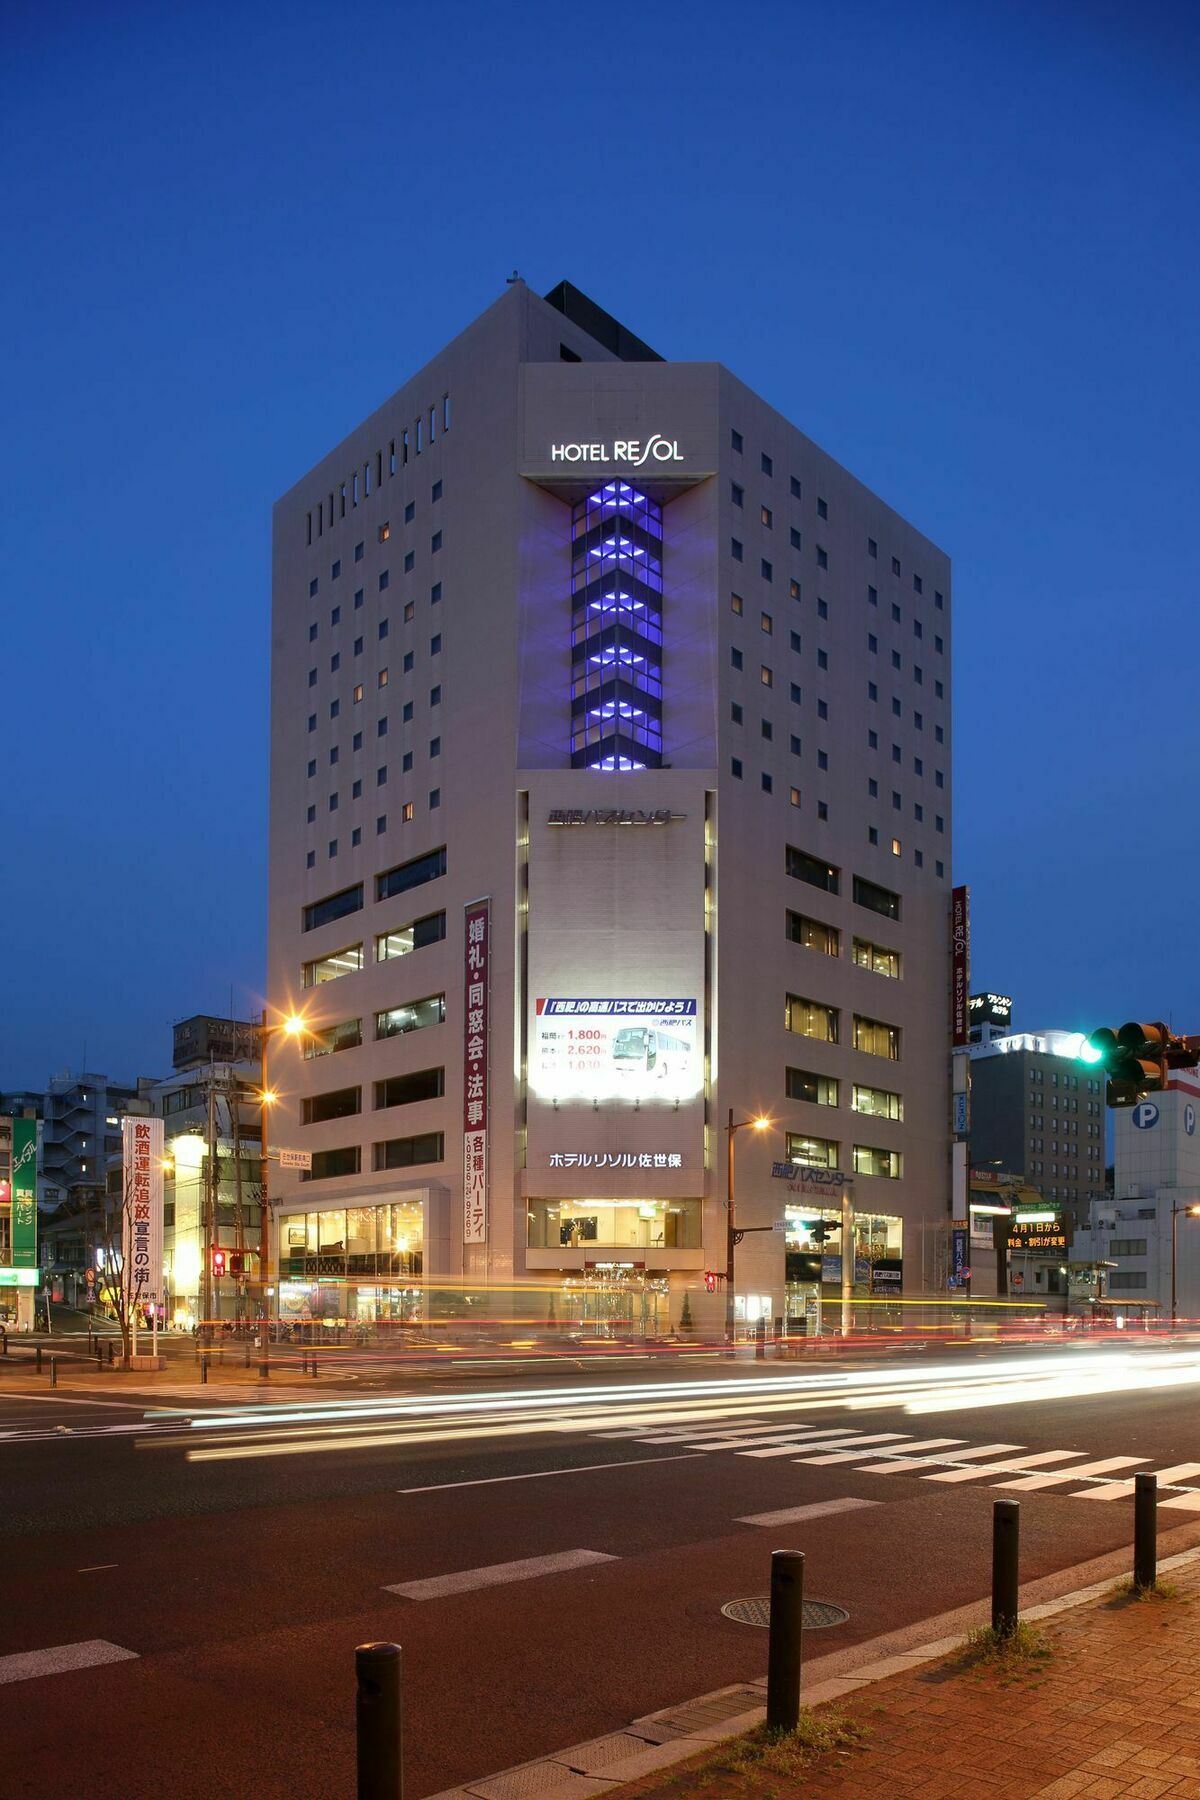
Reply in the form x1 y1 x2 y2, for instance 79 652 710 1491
1075 1074 1200 1319
266 278 955 1334
969 1021 1106 1237
173 1015 263 1072
0 1106 40 1328
38 1072 142 1207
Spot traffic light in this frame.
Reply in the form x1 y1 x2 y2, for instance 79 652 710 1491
1084 1021 1200 1107
212 1248 226 1277
809 1220 835 1245
228 1252 244 1276
704 1270 718 1293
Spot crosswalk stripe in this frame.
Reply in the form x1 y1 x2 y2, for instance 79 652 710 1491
816 1438 968 1473
673 1426 866 1451
998 1456 1148 1492
737 1498 881 1528
1159 1492 1200 1512
0 1640 138 1686
384 1548 616 1601
925 1450 1082 1484
1148 1464 1200 1486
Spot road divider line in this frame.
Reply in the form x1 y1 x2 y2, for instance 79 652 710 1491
398 1453 706 1493
0 1640 138 1685
384 1548 616 1601
737 1498 881 1528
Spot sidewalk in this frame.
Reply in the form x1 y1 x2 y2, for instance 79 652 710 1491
610 1551 1200 1800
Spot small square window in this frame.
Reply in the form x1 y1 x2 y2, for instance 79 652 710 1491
403 701 414 723
790 786 801 807
731 481 744 507
936 859 945 877
306 803 316 824
762 612 773 634
868 729 878 748
431 582 442 604
404 551 415 572
332 560 341 579
431 480 442 502
868 681 878 701
730 593 744 615
817 598 828 619
353 683 364 703
914 619 923 640
817 649 828 670
731 538 744 562
790 630 801 652
761 452 773 476
914 666 923 685
790 476 802 499
892 603 901 623
378 570 389 592
935 678 944 699
935 725 944 744
868 585 878 606
331 605 340 625
869 634 878 653
377 815 388 834
868 538 878 558
914 756 923 775
761 719 773 740
306 850 315 869
913 573 923 594
817 750 828 770
431 531 442 553
789 527 801 551
936 815 945 833
817 800 828 820
868 826 878 845
915 848 923 867
354 543 364 562
731 701 743 724
308 668 317 687
352 778 362 799
379 668 390 688
892 791 901 810
789 579 800 600
309 577 318 598
309 622 318 643
404 501 415 523
379 619 389 641
760 558 773 582
430 684 441 705
329 700 339 719
816 546 828 569
330 653 340 672
307 758 316 778
731 757 743 779
891 837 902 856
731 428 743 453
761 772 773 793
760 505 772 527
402 751 413 773
379 523 390 543
892 697 902 717
914 803 924 822
760 665 773 688
402 802 414 823
308 715 316 733
817 699 828 720
351 826 362 847
352 731 362 752
429 788 441 809
329 748 339 767
329 793 339 813
354 589 364 609
914 710 923 729
377 765 387 787
817 497 828 519
430 736 441 757
790 682 802 703
378 717 388 737
731 647 744 670
935 769 944 789
868 778 878 797
430 633 442 655
891 650 901 670
892 556 901 576
328 838 338 857
404 601 414 623
403 651 414 673
892 743 902 763
790 734 802 755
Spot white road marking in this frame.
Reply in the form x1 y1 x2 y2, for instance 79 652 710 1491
384 1548 616 1601
78 1564 118 1573
1159 1492 1200 1512
789 1433 912 1465
925 1450 1082 1484
0 1640 138 1685
998 1456 1149 1492
1146 1464 1200 1486
398 1453 706 1493
737 1498 881 1528
853 1442 1024 1475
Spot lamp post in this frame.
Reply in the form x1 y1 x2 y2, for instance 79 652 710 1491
725 1110 771 1344
258 1011 306 1375
1170 1201 1200 1327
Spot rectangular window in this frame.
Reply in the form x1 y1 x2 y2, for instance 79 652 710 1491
816 546 828 569
852 937 901 978
1108 1239 1148 1257
301 1086 361 1125
1108 1271 1148 1291
375 910 447 961
731 647 743 670
786 846 839 893
786 994 839 1042
302 944 364 986
785 1132 839 1169
302 883 363 933
376 845 446 901
786 1068 840 1107
730 592 744 615
375 1068 445 1110
305 1146 361 1181
302 1018 363 1059
786 911 840 956
853 1014 901 1059
852 1083 903 1121
373 1131 444 1171
853 875 901 920
760 665 773 687
375 993 446 1039
853 1145 901 1179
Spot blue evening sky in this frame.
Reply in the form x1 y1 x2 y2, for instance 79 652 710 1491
3 0 1197 1087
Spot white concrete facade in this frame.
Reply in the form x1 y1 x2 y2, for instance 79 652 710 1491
265 281 954 1332
1077 1077 1200 1319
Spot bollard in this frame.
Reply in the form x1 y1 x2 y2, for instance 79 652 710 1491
755 1319 766 1362
992 1499 1020 1637
356 1640 403 1800
1134 1472 1158 1591
107 1340 115 1365
311 1352 318 1378
36 1345 43 1372
96 1344 103 1368
50 1356 57 1388
302 1349 308 1375
766 1549 805 1732
200 1354 208 1385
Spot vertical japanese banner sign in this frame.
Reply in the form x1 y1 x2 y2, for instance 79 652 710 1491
122 1116 164 1311
951 885 971 1047
463 900 490 1245
10 1118 38 1268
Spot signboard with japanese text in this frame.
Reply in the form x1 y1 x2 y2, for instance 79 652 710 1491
772 1163 851 1192
534 997 699 1103
121 1115 164 1307
463 900 490 1245
278 1147 312 1171
951 886 971 1046
10 1119 37 1268
1008 1222 1068 1251
951 1226 969 1286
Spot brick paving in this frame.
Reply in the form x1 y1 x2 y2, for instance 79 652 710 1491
616 1557 1200 1799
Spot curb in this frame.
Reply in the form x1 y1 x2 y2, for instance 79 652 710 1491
422 1522 1200 1800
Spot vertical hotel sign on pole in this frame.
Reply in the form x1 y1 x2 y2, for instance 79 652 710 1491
121 1115 164 1312
10 1118 38 1267
951 885 971 1047
463 899 490 1245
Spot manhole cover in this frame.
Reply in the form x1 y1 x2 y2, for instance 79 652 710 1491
721 1597 849 1630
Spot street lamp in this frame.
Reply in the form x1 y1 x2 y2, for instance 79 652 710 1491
1170 1201 1200 1327
257 1010 307 1373
725 1111 772 1344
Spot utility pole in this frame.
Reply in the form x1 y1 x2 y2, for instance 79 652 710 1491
202 1064 216 1343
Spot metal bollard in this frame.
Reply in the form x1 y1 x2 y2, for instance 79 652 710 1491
107 1340 115 1364
356 1640 403 1800
302 1349 308 1374
755 1319 766 1361
200 1354 208 1385
992 1499 1020 1637
96 1344 103 1367
50 1357 57 1388
36 1345 43 1372
1134 1472 1158 1591
766 1549 805 1732
311 1352 318 1378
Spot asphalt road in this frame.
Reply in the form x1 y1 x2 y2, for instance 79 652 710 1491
3 1337 1200 1798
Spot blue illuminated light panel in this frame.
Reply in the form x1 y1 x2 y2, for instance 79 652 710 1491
569 481 663 771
